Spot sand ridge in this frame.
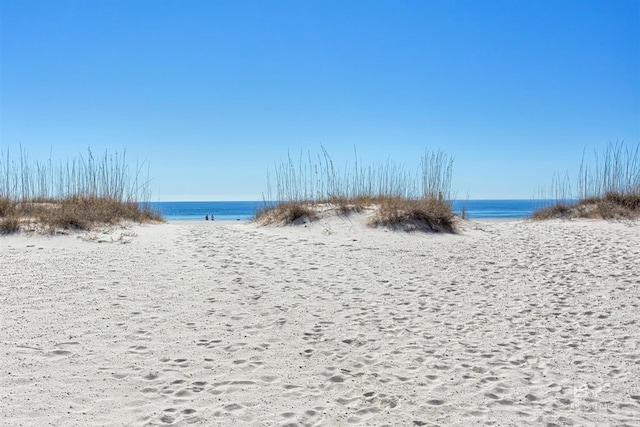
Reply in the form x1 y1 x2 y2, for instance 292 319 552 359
1 216 639 426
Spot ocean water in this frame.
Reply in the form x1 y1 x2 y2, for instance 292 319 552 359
451 199 555 219
147 201 263 221
148 200 556 221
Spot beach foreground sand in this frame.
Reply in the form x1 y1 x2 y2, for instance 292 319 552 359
1 215 639 426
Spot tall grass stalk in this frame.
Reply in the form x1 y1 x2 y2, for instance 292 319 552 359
0 147 152 204
577 142 640 200
265 146 453 205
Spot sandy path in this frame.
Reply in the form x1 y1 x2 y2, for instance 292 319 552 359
1 217 639 426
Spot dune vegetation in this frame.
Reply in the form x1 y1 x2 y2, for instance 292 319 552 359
255 147 457 232
0 147 162 234
532 142 640 220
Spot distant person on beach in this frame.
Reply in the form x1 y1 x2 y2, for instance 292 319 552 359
205 215 209 221
211 215 215 221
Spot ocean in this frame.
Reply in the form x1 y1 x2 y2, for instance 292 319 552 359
147 200 556 221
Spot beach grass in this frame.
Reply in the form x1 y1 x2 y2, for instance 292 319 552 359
0 147 163 234
368 196 455 232
256 147 456 231
254 201 318 225
532 142 640 220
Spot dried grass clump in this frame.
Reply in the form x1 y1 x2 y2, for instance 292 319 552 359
368 197 456 232
0 197 19 234
0 217 21 234
532 193 640 220
0 197 162 234
254 202 318 225
0 197 14 217
39 197 162 231
581 191 639 219
600 191 640 211
328 195 379 215
530 203 573 220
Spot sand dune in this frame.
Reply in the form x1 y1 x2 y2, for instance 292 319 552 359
1 215 639 426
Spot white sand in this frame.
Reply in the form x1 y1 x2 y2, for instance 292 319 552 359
1 215 639 426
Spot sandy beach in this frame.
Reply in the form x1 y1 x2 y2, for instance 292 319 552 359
1 215 639 426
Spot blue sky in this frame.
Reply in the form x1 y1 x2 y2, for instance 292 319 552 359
1 0 638 200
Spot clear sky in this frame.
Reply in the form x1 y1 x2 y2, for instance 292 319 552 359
1 0 639 201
